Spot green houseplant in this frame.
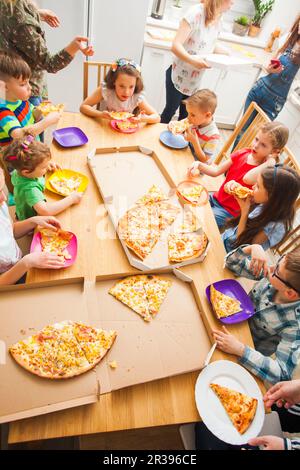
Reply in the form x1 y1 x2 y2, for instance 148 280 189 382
249 0 275 37
232 16 250 36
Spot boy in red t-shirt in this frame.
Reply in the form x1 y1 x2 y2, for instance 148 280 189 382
187 122 289 228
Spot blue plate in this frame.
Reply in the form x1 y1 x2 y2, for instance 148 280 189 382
159 130 189 150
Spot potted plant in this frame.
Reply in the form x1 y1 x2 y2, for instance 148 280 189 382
232 16 250 36
249 0 275 37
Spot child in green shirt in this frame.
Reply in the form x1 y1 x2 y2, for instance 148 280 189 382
3 134 82 220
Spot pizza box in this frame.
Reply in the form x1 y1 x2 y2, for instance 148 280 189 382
86 269 212 392
202 54 257 71
0 271 212 423
0 278 98 424
87 146 210 272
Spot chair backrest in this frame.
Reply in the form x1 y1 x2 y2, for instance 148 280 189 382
275 223 300 255
83 61 112 100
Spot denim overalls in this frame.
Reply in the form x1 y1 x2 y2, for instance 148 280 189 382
233 47 300 148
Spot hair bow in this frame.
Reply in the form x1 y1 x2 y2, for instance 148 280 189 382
111 58 141 73
22 135 34 150
6 155 18 161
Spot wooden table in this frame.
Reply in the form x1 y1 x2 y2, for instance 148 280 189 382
9 113 262 444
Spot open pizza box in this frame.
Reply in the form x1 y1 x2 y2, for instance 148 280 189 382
0 270 212 423
87 146 210 272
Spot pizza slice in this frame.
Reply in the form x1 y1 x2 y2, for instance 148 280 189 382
224 181 253 199
40 229 73 260
210 383 258 434
36 101 64 116
157 201 180 230
109 111 134 120
169 118 190 135
174 210 201 233
177 184 205 205
9 322 91 379
73 322 117 366
115 120 138 131
136 185 170 205
109 275 152 321
49 175 82 196
210 284 242 319
168 232 208 262
143 275 172 317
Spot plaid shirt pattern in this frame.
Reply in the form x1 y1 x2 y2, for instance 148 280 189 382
225 246 300 385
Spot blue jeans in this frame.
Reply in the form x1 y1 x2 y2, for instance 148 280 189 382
161 66 189 123
233 78 286 149
29 95 44 142
209 193 233 229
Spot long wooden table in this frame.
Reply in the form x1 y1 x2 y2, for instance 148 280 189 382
9 113 263 444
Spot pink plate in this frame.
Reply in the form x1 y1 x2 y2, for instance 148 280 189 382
110 119 139 134
30 231 77 268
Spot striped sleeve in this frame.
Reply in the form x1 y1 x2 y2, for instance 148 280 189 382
0 107 22 136
285 438 300 450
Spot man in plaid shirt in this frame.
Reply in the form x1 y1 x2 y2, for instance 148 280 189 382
213 243 300 385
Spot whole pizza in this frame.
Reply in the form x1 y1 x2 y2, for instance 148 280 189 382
9 321 117 379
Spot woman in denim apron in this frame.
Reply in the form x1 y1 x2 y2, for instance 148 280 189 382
234 15 300 148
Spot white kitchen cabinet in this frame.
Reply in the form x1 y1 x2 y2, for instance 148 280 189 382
141 46 174 113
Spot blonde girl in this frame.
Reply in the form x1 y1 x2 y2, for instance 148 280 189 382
188 122 289 229
80 58 160 124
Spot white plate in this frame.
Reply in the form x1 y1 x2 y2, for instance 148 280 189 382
195 360 265 445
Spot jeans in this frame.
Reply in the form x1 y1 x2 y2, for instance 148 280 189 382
209 193 233 229
29 95 44 143
233 78 286 149
160 66 189 123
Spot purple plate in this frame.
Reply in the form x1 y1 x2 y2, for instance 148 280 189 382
205 279 255 324
53 127 88 147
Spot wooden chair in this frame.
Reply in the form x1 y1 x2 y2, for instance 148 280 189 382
275 224 300 255
83 61 112 100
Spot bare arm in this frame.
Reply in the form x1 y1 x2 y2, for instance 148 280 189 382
135 99 160 124
13 215 61 239
171 19 210 70
10 112 61 139
33 193 82 216
80 87 107 118
243 157 276 185
188 158 232 177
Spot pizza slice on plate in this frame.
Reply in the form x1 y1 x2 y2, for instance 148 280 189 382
40 229 73 260
109 111 134 120
49 175 82 196
210 383 258 434
177 185 205 205
168 232 208 262
115 120 138 131
224 182 253 199
210 284 242 319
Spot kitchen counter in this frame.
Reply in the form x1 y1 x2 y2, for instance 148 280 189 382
144 26 273 68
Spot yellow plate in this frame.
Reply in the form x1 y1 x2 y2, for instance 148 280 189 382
46 169 89 197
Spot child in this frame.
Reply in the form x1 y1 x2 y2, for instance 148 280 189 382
160 0 233 123
187 122 289 229
0 51 61 146
2 135 82 221
169 89 220 163
80 58 160 124
222 165 300 252
0 167 64 284
212 243 300 384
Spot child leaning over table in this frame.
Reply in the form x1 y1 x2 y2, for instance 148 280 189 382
212 243 300 385
2 134 82 221
169 89 220 163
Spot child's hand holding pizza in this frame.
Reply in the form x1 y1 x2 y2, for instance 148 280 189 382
47 161 61 172
212 326 245 357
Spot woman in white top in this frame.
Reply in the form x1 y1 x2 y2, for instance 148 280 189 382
161 0 233 123
0 168 64 284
